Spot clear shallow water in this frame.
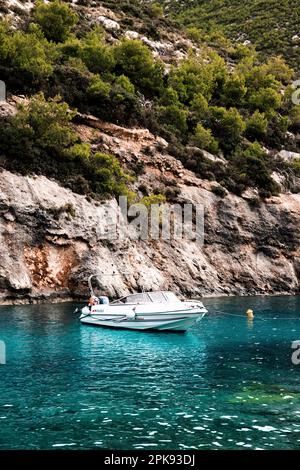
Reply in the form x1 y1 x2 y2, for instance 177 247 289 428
0 296 300 450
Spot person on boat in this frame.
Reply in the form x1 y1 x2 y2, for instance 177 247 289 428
88 295 99 310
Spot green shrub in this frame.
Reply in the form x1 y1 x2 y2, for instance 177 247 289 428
159 87 181 107
114 39 164 96
191 123 219 154
186 27 203 44
263 56 294 84
290 106 300 131
229 43 257 61
86 73 141 125
148 3 164 19
59 35 82 58
130 161 145 176
158 104 188 137
230 142 279 194
203 28 232 52
265 114 290 149
4 93 77 156
246 110 268 140
110 75 141 123
243 65 280 91
80 27 116 74
249 87 282 112
190 93 209 121
0 93 130 198
46 58 92 108
165 186 181 202
89 152 129 197
139 194 166 209
33 0 78 43
168 0 300 69
181 147 222 181
292 160 300 177
113 75 135 95
64 142 91 160
247 196 262 208
0 20 10 51
87 75 111 100
0 24 57 80
168 54 216 104
0 0 297 199
212 184 227 198
221 74 247 106
208 106 246 151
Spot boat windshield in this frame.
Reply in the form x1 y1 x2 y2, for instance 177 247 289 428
115 291 180 304
163 292 180 302
123 293 152 304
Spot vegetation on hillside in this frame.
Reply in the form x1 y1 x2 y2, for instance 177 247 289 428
157 0 300 70
1 93 131 199
0 0 299 199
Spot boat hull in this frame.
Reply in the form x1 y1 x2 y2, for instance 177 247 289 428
80 303 207 332
80 314 205 331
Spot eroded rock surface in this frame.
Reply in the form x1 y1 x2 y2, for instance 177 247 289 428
0 161 299 304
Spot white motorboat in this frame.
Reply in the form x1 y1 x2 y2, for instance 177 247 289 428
80 290 207 332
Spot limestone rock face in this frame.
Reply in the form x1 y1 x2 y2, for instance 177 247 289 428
277 150 300 162
97 16 120 31
0 101 17 119
0 166 300 304
1 110 300 303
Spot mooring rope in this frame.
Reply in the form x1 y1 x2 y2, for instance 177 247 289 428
211 309 300 321
211 309 267 321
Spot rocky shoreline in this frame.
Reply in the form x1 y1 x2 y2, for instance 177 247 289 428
2 292 299 307
1 160 299 304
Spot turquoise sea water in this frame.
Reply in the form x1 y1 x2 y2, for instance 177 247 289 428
0 296 300 450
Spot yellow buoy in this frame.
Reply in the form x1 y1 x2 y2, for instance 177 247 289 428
246 309 254 319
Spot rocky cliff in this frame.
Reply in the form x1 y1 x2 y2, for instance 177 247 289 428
1 1 300 304
1 116 300 304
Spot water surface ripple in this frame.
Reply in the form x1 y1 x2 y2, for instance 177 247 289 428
0 296 299 450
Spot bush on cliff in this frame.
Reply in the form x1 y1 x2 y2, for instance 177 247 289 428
33 0 78 43
78 27 116 75
190 123 219 154
207 106 246 151
246 110 268 140
114 39 164 97
228 142 280 196
0 93 130 198
0 23 56 82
